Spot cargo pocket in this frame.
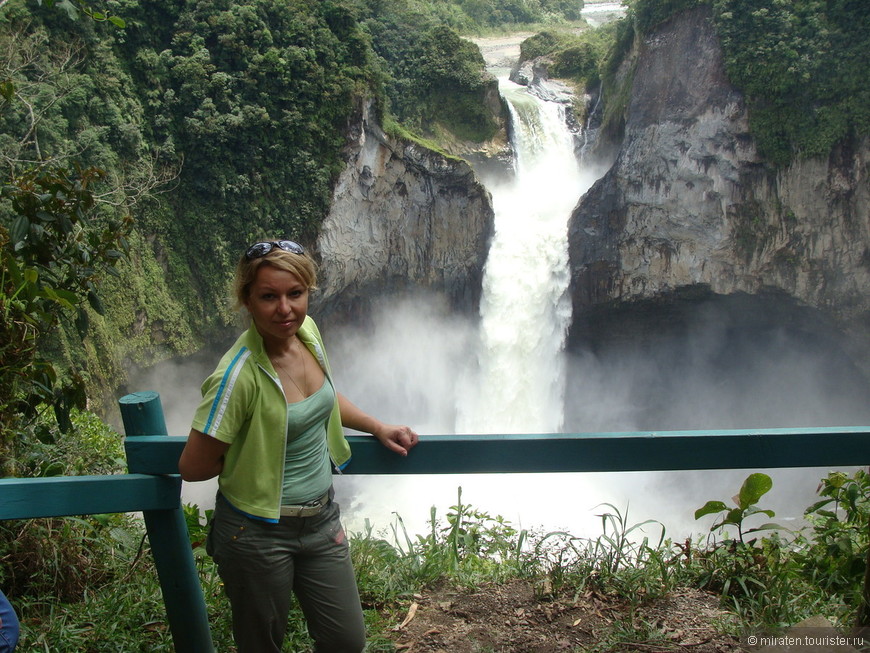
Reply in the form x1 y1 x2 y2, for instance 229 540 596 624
206 497 252 561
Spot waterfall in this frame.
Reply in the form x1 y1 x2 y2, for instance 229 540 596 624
456 80 590 434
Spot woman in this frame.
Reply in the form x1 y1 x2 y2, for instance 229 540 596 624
179 239 418 652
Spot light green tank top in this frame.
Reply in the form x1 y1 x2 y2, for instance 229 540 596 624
281 376 335 505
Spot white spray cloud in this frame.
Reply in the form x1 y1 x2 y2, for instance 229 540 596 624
326 294 868 543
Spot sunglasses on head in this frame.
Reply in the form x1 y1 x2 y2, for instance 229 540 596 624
245 240 305 260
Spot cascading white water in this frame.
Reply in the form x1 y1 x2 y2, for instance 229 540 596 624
456 80 590 434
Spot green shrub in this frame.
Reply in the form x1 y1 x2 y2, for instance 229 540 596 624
798 470 870 607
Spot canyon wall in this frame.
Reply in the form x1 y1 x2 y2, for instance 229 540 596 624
315 100 495 324
567 7 870 354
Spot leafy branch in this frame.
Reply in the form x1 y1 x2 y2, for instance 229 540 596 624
0 163 130 442
3 0 127 27
695 472 784 544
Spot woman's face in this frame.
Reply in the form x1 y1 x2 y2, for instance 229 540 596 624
244 264 309 348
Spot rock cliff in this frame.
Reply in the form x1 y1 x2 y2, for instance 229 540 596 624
567 7 870 355
315 101 494 324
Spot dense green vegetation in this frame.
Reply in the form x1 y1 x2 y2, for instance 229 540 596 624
519 25 616 89
0 163 130 463
365 20 500 142
712 0 870 165
0 0 482 441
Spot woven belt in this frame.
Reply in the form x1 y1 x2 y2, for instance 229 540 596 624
279 490 330 518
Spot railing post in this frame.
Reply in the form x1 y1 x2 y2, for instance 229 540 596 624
119 392 214 652
119 391 168 436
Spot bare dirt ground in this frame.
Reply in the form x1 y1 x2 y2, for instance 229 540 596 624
383 579 746 652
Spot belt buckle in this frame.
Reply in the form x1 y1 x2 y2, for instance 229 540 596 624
281 495 325 518
303 498 323 516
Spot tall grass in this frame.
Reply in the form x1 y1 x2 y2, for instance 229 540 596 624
5 471 869 650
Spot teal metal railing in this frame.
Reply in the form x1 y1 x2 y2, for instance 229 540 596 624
2 390 869 652
0 392 214 652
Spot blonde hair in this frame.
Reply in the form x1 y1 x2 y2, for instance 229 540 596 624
232 246 318 311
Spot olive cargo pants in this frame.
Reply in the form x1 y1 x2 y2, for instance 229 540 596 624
207 493 366 652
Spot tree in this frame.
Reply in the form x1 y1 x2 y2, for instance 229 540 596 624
0 0 126 26
0 163 130 447
0 1 130 452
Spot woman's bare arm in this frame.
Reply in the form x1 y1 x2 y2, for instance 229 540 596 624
178 429 230 481
337 393 419 456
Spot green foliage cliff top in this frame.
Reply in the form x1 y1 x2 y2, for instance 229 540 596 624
606 0 870 165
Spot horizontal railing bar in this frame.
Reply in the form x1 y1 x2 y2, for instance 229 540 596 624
126 435 187 475
0 474 182 520
125 427 870 476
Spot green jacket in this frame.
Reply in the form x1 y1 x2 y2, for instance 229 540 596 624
191 317 352 521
